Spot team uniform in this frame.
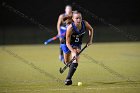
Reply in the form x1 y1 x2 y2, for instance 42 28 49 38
60 13 72 38
60 20 86 54
59 14 67 39
61 20 87 85
59 11 93 85
59 14 72 61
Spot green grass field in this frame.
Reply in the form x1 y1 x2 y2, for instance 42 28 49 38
0 42 140 93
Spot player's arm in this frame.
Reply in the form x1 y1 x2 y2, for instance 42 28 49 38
85 21 94 45
57 14 63 35
66 24 75 53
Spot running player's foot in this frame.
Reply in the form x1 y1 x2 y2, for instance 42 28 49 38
59 55 64 62
65 79 72 85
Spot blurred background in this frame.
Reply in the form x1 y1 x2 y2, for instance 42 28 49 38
0 0 140 45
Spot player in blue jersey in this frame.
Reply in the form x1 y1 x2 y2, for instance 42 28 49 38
60 11 94 85
57 5 73 62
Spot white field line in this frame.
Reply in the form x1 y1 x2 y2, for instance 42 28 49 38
0 86 140 92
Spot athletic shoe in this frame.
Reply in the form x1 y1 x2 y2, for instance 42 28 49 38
65 79 72 85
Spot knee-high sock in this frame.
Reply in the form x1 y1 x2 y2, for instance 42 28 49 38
66 63 78 79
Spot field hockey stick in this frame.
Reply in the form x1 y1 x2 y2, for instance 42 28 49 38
44 32 65 45
59 43 88 74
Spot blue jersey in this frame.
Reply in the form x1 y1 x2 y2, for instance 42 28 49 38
70 20 86 45
60 26 67 39
60 20 86 54
60 13 72 39
61 20 86 45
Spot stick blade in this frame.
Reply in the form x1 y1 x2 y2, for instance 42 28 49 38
59 67 63 74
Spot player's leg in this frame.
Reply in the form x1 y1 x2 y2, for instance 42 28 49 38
61 47 73 85
63 51 71 65
61 44 73 85
60 44 71 64
63 52 72 85
65 46 81 85
59 40 64 62
59 27 66 62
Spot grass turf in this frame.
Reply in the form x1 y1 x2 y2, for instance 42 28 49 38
0 42 140 93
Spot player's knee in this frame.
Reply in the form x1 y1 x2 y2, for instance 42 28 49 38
71 52 79 63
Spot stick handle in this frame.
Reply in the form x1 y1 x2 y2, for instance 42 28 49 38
59 44 88 74
44 32 65 45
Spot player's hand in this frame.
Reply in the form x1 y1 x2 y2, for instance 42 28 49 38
71 50 78 59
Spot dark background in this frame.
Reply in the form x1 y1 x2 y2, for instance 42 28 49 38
0 0 140 45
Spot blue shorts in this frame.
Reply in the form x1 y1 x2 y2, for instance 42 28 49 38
60 44 81 54
60 26 66 38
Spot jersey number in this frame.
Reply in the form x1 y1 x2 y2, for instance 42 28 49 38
75 37 79 42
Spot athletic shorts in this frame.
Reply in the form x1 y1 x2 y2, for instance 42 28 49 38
60 44 81 54
60 26 67 38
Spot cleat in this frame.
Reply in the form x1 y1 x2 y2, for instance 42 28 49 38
65 79 72 85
